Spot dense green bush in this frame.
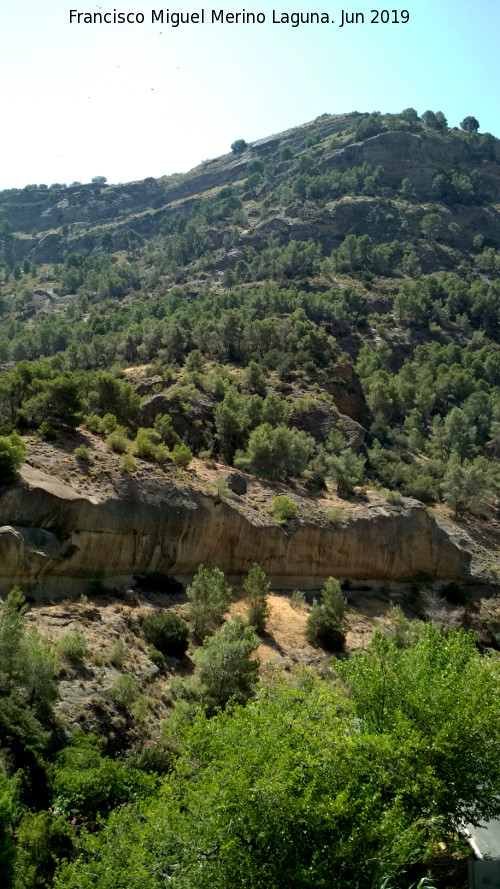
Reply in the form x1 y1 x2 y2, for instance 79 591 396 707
15 810 75 889
106 426 129 454
141 611 189 658
192 617 259 711
55 624 500 889
73 444 92 462
171 442 192 468
52 730 154 821
272 495 297 522
56 631 88 664
110 673 139 709
244 563 270 634
186 566 232 640
0 433 26 484
306 576 346 650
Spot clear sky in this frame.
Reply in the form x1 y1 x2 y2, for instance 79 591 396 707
1 0 499 189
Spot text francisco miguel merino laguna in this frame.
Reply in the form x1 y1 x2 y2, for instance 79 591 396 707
69 8 343 26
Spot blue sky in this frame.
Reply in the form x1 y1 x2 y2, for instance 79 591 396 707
1 0 499 189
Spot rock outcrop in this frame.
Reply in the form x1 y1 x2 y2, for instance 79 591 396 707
0 465 473 600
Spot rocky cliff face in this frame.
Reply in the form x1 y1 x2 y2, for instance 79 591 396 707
3 114 499 266
0 465 472 600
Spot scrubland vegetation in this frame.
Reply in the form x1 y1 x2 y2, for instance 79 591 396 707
1 107 500 886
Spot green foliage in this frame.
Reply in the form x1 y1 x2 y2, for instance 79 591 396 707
192 617 259 711
148 648 165 669
235 423 314 480
326 505 346 526
154 413 181 448
306 576 346 650
90 374 141 430
15 810 75 889
385 489 404 506
37 420 57 441
132 427 162 460
171 442 192 468
420 213 441 242
0 772 19 886
109 638 126 667
433 168 479 205
337 623 500 824
118 452 137 474
399 177 416 199
460 115 480 133
56 643 497 889
244 359 267 395
271 494 297 522
327 448 365 496
73 444 92 462
230 139 247 154
52 730 154 822
141 611 189 658
0 433 26 484
212 475 230 501
243 563 270 634
110 673 139 709
0 589 57 809
442 455 494 516
101 412 118 433
56 631 88 664
290 589 305 609
185 565 232 640
106 426 129 453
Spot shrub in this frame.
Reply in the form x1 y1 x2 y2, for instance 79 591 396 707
109 639 125 667
156 443 172 465
106 427 129 454
37 421 57 441
290 589 305 610
148 648 165 669
130 695 150 723
141 611 189 658
384 489 404 506
0 433 26 485
0 773 17 886
193 617 259 711
131 428 161 460
172 442 192 469
213 476 230 501
272 495 297 523
235 423 314 480
52 730 153 821
15 810 75 889
101 413 118 434
73 444 92 463
306 577 346 651
327 449 365 496
326 506 345 527
244 563 270 634
110 673 138 709
84 413 104 434
56 631 88 664
154 414 181 448
186 565 232 640
231 139 248 154
118 452 137 474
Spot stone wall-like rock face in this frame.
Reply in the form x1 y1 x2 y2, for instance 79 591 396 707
0 466 472 600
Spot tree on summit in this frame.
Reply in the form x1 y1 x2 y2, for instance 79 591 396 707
231 139 247 154
461 116 480 133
